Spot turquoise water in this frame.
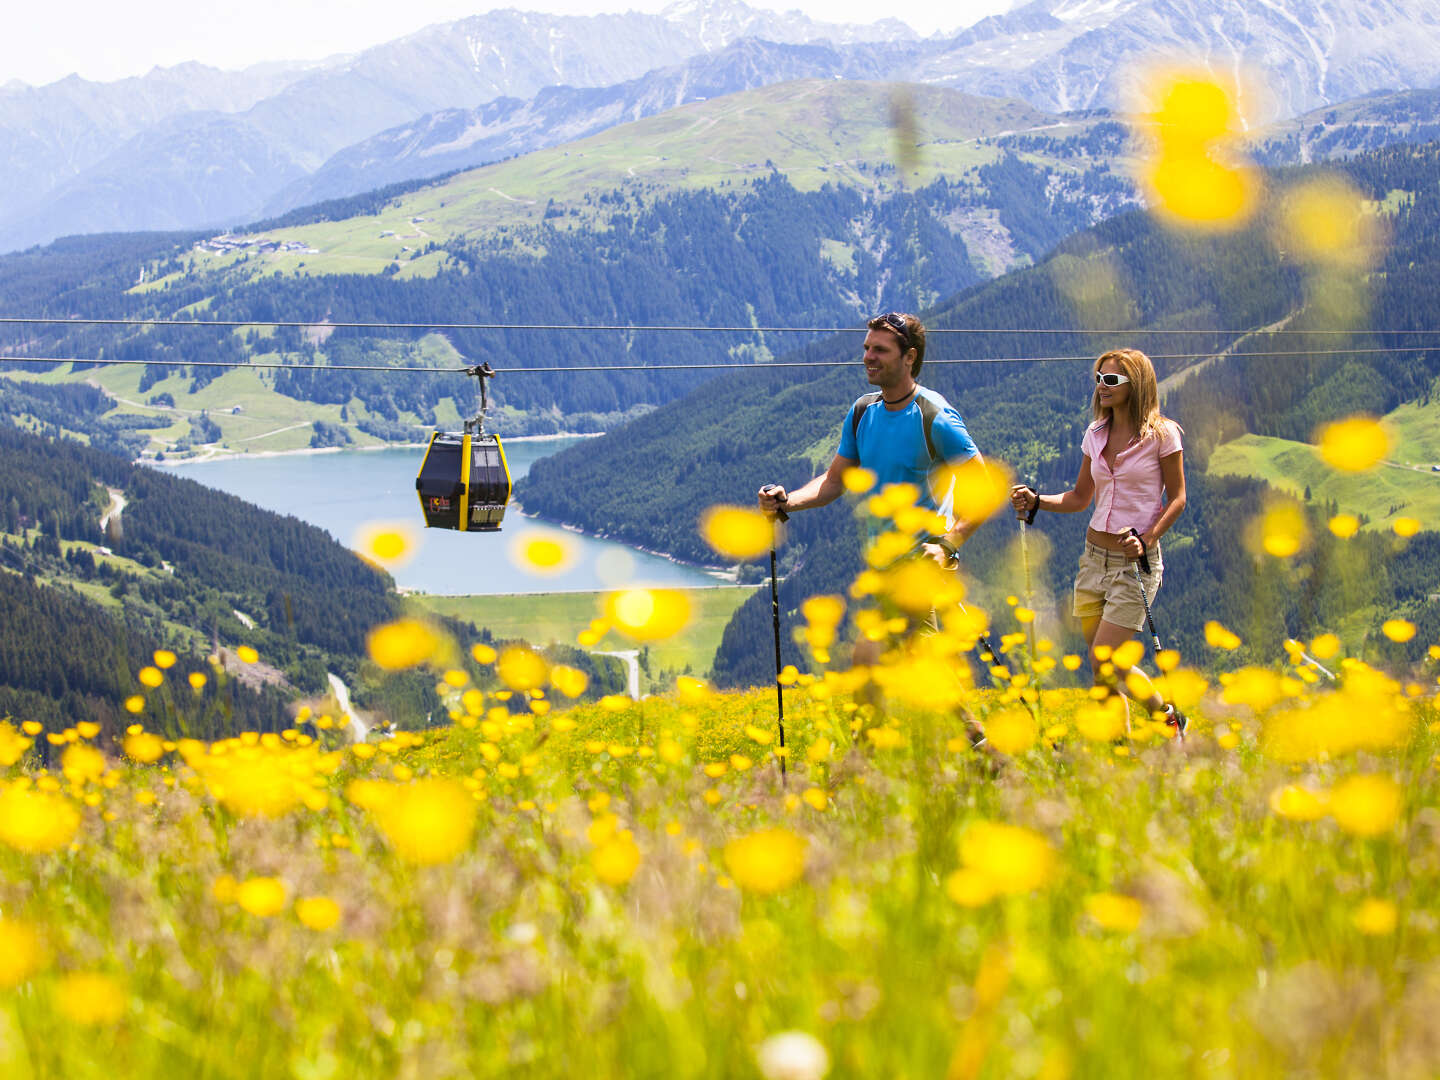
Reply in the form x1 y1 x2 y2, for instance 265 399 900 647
172 440 721 595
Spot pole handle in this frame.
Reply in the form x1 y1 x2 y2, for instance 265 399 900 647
1126 528 1151 576
761 485 789 522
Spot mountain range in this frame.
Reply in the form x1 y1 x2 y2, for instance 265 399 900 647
5 0 1440 252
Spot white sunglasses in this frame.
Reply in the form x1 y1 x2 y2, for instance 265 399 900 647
1095 372 1130 387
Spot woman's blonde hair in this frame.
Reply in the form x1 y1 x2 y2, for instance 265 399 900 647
1092 348 1171 440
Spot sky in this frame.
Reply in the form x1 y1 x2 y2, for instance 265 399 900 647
6 0 1018 87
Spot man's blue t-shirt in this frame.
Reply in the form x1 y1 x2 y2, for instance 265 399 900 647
836 386 978 515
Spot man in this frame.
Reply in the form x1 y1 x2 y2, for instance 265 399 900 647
757 311 982 567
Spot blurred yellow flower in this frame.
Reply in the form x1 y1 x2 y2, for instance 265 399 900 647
369 618 454 671
1074 700 1126 742
510 528 575 574
842 466 876 493
1279 176 1383 269
937 457 1014 527
54 972 127 1025
152 649 177 669
985 708 1037 755
295 896 342 932
61 744 105 786
606 588 691 641
188 671 207 691
802 788 828 811
0 919 43 988
1328 513 1360 539
1311 633 1341 659
1317 416 1389 473
958 822 1056 896
724 828 807 894
498 647 548 691
1393 516 1421 538
370 779 476 864
0 722 33 767
1329 774 1401 836
1137 75 1257 227
1268 784 1329 822
471 643 497 664
592 834 642 886
355 521 418 567
700 505 772 561
137 665 163 688
236 645 259 664
1204 621 1241 650
550 665 589 698
1382 619 1416 643
1353 898 1398 936
235 876 287 917
945 867 995 908
1258 503 1307 558
1084 892 1144 933
0 785 80 853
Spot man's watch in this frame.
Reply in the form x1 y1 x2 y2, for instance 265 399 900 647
936 537 961 566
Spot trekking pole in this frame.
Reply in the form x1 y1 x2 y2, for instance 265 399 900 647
760 487 789 781
1125 528 1163 656
1019 480 1039 688
1124 527 1183 742
1285 639 1338 682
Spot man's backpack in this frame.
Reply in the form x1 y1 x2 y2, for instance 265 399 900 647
849 390 942 466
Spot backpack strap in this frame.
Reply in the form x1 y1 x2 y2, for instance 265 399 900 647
849 392 883 446
850 389 941 465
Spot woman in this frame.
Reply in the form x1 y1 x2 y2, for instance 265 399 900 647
1009 348 1188 733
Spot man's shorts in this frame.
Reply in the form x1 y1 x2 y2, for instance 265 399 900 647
1073 541 1162 632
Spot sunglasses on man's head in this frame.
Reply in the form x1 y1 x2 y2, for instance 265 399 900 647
870 312 911 352
1095 372 1130 387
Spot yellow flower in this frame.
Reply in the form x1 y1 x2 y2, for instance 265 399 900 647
354 521 418 567
60 744 105 786
1268 784 1329 822
53 973 127 1025
1258 503 1307 558
370 779 476 864
700 505 773 561
294 896 342 931
1392 516 1421 538
1352 898 1398 936
1317 416 1389 472
958 822 1056 896
1084 892 1144 933
0 784 80 853
498 647 549 691
1328 514 1360 539
1310 633 1340 659
802 788 828 811
1074 700 1126 742
1382 619 1416 643
550 665 589 698
235 877 287 917
724 828 807 894
188 672 207 691
0 919 43 988
137 665 163 688
1204 620 1241 650
510 528 575 574
605 588 691 641
944 867 995 908
985 708 1037 755
471 643 497 664
592 834 642 885
842 466 876 493
236 645 259 664
367 618 447 670
1328 774 1401 836
152 649 177 669
0 722 32 766
936 457 1014 527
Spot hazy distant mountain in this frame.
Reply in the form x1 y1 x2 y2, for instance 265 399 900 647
6 0 1440 251
915 0 1440 120
0 0 917 251
267 37 906 214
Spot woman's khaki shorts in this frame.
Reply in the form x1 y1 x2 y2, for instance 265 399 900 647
1073 541 1162 632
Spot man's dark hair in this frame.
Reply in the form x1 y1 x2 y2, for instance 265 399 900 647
868 312 927 376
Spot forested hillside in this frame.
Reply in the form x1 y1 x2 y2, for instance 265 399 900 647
519 143 1440 683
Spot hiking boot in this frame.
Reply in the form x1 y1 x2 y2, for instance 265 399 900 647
1163 704 1188 739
